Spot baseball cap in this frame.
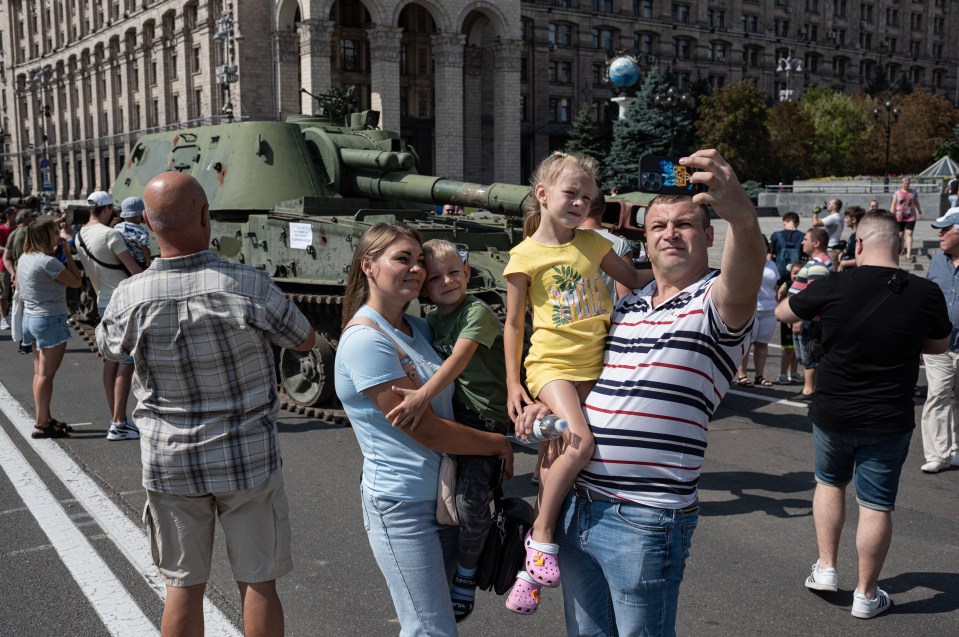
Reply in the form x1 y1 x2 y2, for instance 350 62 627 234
120 196 145 218
931 209 959 229
87 190 114 207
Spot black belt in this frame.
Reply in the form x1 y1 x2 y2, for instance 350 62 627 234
573 484 622 503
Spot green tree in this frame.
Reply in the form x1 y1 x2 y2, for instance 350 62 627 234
864 65 891 96
766 101 817 183
603 71 676 192
799 86 874 176
694 79 772 182
878 87 959 175
564 104 608 166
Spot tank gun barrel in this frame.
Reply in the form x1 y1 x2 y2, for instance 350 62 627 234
347 172 531 217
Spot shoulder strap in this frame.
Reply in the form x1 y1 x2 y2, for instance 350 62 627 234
819 270 906 352
77 229 126 271
345 316 421 386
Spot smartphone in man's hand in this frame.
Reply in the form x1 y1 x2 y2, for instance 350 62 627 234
638 155 707 195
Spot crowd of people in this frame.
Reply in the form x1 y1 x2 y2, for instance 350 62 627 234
1 156 956 636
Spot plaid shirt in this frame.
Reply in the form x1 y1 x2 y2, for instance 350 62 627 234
96 251 312 495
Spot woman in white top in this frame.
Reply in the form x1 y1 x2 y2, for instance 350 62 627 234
17 217 82 438
737 236 781 387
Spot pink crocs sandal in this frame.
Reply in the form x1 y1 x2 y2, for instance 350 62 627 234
506 571 542 615
524 530 561 587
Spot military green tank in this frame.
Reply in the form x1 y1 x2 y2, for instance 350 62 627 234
0 170 39 209
106 87 540 415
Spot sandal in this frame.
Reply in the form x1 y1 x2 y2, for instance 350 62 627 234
754 376 773 387
736 376 754 387
524 530 561 587
505 571 542 615
31 424 69 439
451 573 476 623
49 418 73 433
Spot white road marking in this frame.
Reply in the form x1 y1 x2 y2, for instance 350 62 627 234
726 388 812 408
0 382 241 637
0 415 159 635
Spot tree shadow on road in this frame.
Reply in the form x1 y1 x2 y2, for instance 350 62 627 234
881 571 959 615
698 470 814 518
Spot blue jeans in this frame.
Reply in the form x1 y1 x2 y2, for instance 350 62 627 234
360 484 459 636
812 424 912 512
556 490 699 637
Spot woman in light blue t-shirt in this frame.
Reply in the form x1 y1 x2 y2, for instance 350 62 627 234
16 217 82 439
334 223 513 635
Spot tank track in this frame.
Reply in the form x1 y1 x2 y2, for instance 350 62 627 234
68 290 350 426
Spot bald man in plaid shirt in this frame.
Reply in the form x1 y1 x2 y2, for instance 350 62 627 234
97 172 316 637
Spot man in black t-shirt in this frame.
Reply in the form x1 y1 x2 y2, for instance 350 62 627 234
776 211 951 620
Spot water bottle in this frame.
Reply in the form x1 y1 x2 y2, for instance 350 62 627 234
528 414 569 443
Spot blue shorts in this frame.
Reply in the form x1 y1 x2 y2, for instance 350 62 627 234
21 313 71 350
812 424 911 512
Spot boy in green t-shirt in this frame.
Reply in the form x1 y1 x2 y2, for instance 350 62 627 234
387 238 509 623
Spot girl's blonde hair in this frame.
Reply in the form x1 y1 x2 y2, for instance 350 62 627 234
23 216 60 255
341 222 423 329
523 151 600 237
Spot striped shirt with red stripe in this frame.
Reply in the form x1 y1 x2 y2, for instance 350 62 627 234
577 270 755 509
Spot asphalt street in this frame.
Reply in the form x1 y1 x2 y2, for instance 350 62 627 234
0 213 956 636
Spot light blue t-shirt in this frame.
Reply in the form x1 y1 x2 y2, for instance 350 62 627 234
334 306 455 501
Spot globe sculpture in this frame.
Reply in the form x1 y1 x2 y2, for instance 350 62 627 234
608 55 641 92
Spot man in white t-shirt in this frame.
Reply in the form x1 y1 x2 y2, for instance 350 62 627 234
76 190 143 441
812 197 844 249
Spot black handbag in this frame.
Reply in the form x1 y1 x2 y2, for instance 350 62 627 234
476 480 535 595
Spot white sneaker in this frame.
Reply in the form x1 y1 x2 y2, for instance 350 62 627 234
106 420 140 441
921 460 950 473
0 317 9 330
851 587 892 619
804 562 838 592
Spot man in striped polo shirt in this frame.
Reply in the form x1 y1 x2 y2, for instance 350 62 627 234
551 150 766 636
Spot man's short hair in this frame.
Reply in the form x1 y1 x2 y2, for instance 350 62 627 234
857 211 899 245
782 211 800 226
15 210 33 225
844 205 865 225
647 194 710 229
806 227 829 249
830 198 843 211
588 190 606 220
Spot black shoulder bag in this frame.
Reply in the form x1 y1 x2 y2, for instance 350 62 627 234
76 229 131 275
808 270 908 363
475 461 535 595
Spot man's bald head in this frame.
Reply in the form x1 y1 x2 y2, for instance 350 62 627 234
143 172 210 257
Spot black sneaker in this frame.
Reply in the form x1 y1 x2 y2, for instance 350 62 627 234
793 392 814 401
18 342 32 355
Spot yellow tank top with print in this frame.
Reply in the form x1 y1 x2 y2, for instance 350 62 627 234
503 229 614 396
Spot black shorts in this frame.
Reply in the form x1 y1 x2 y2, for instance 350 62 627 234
899 220 916 231
780 322 794 349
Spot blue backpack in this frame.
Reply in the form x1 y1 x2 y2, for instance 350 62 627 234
773 230 804 282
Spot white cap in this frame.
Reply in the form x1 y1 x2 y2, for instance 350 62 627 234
87 190 114 208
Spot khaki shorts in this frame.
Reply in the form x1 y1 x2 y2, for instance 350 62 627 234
143 468 292 587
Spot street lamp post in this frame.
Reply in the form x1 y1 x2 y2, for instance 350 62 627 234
653 86 694 155
872 100 900 192
26 64 53 198
213 3 244 123
775 49 803 102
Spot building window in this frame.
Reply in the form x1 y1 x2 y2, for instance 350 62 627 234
549 97 571 123
831 57 847 76
592 28 614 50
549 60 573 84
521 94 528 121
633 32 654 54
340 39 361 71
804 53 819 73
805 0 819 12
194 88 202 119
593 63 606 85
774 19 789 37
172 95 179 122
834 0 846 17
910 13 922 31
520 57 528 82
860 32 872 49
707 9 726 28
909 40 920 57
639 1 653 19
170 53 178 79
861 3 874 23
741 14 758 33
151 61 157 86
193 46 201 74
886 8 898 26
593 0 613 13
709 74 726 91
671 3 691 24
673 37 692 60
708 41 727 62
549 23 573 47
551 0 572 7
743 45 761 68
934 69 944 88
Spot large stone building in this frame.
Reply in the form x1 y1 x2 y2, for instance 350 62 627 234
1 0 956 199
